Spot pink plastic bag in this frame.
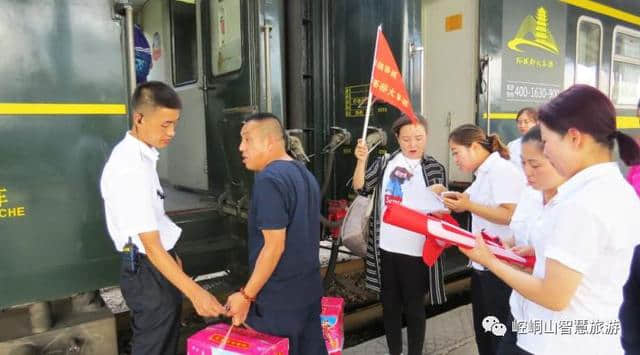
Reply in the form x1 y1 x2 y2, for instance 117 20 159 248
187 323 289 355
321 297 344 354
627 165 640 198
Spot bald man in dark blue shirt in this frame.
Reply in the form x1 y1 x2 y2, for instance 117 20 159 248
226 112 327 355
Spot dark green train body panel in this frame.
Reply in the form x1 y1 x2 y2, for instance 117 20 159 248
330 0 418 200
0 0 128 308
3 0 639 310
478 0 640 142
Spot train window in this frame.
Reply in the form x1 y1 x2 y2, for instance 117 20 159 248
615 33 640 59
210 0 242 76
611 27 640 107
171 0 198 86
575 17 602 88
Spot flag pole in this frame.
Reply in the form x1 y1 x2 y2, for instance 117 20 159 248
361 25 382 143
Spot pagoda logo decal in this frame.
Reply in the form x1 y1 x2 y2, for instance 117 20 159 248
508 7 559 55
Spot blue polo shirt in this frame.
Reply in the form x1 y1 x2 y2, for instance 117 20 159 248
248 160 323 309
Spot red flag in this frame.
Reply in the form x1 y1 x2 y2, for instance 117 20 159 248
369 29 417 123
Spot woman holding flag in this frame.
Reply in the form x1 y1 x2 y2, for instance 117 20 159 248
352 114 447 355
460 85 640 354
351 26 452 355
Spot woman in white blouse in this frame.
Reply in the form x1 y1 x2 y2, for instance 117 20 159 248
352 115 448 355
500 125 565 355
442 124 525 355
461 85 640 355
507 107 538 174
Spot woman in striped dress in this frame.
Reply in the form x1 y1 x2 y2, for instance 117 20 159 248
352 114 447 355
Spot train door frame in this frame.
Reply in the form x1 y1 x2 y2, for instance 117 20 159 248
421 0 478 185
199 0 287 199
166 0 210 191
200 0 258 198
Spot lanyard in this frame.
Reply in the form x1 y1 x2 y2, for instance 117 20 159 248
217 324 233 351
216 322 254 352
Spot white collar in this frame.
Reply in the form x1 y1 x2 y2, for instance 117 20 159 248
125 131 159 162
475 152 502 176
556 162 619 200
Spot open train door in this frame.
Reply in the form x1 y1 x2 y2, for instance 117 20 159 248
140 0 287 198
137 0 250 277
422 0 478 185
141 0 209 192
201 0 287 197
167 0 209 191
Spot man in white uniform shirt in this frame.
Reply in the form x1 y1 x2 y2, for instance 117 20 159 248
100 81 224 355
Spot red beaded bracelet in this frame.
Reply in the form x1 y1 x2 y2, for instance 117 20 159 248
240 288 256 303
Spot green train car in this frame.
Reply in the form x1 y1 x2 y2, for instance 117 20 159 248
1 0 638 353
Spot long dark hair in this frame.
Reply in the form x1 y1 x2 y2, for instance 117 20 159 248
448 124 510 160
538 84 640 166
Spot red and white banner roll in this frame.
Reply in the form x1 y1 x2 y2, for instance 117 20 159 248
383 203 535 268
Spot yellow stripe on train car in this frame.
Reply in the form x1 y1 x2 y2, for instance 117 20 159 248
616 116 640 130
559 0 640 27
483 113 640 129
482 113 518 120
0 103 127 115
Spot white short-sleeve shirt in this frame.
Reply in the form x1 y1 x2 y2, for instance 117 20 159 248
517 163 640 354
378 154 446 256
100 132 181 254
509 186 543 247
508 137 523 172
507 187 558 353
465 152 525 270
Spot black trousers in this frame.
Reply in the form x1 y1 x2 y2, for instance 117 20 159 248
247 298 328 355
497 315 534 355
381 250 429 355
471 269 512 355
120 251 182 355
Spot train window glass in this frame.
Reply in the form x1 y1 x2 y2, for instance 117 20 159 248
615 33 640 59
171 0 198 86
210 0 242 76
611 62 640 106
575 18 601 87
611 27 640 107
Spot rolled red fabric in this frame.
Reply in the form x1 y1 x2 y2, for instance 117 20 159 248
382 203 430 235
384 203 535 268
383 203 458 266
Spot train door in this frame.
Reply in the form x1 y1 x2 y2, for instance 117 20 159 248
137 1 251 277
140 0 286 201
141 0 209 194
421 0 478 185
202 0 287 199
168 0 209 191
